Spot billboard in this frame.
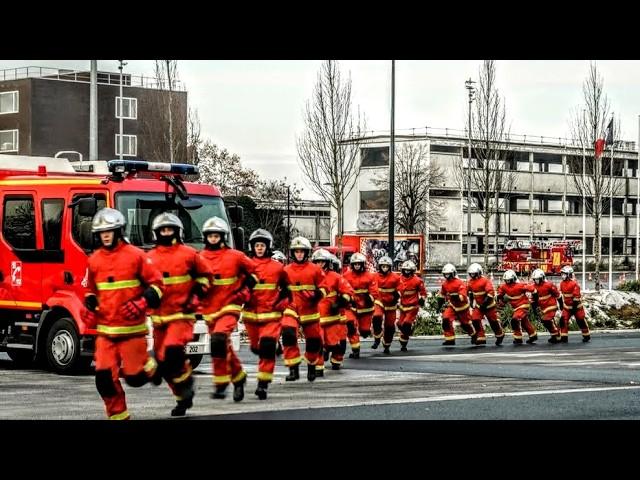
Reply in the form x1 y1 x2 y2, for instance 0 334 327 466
359 235 424 272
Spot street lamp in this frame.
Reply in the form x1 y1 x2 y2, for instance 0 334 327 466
117 60 127 160
465 78 476 267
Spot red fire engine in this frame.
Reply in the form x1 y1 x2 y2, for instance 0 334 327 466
499 239 581 275
0 158 243 374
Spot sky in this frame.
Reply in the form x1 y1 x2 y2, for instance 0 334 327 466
3 59 640 199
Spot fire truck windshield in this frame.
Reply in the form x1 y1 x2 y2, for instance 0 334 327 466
115 192 232 250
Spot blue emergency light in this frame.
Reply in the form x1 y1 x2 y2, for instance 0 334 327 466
107 160 199 176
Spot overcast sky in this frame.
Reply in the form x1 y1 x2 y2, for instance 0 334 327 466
3 60 640 198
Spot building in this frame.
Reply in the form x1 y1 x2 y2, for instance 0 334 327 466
341 127 639 268
0 66 187 162
254 198 331 247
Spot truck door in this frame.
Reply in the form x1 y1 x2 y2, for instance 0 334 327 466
0 191 43 310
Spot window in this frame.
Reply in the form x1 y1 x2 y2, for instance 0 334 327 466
517 160 530 171
0 91 18 114
546 162 563 173
547 200 566 213
71 194 107 251
115 97 137 119
0 129 18 152
42 199 64 250
361 147 389 167
516 198 530 211
488 197 507 212
360 190 389 210
430 144 460 154
3 196 35 250
115 134 137 156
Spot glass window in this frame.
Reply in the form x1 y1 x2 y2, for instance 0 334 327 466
547 162 563 173
3 196 35 250
430 144 460 154
516 198 530 211
547 200 566 213
115 97 137 119
0 129 18 152
0 91 18 114
71 194 107 251
361 147 389 167
517 161 530 171
42 199 64 250
115 134 137 156
360 190 389 210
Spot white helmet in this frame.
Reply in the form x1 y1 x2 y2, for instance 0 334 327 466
151 212 183 242
401 260 417 272
271 250 286 263
311 248 333 263
331 255 342 272
468 263 483 278
531 268 546 283
442 263 457 279
290 236 312 251
92 208 126 233
202 216 230 235
249 229 273 248
503 269 518 283
377 256 393 268
350 252 367 264
560 265 574 280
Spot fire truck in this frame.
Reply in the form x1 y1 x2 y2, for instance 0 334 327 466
0 157 243 374
499 239 581 275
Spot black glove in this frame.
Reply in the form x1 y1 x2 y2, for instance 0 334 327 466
312 289 323 303
449 292 460 301
243 274 258 291
364 295 374 308
468 292 475 308
418 297 425 307
570 304 578 316
192 282 208 300
480 296 492 312
558 296 564 310
329 302 339 316
350 299 358 310
85 294 98 312
436 296 445 311
336 295 350 309
392 291 400 304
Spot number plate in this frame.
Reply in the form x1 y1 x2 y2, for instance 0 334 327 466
186 344 205 354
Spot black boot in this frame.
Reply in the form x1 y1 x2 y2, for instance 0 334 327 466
348 348 360 359
254 380 268 400
285 365 300 381
331 363 341 370
315 366 324 378
151 362 164 386
548 334 560 344
171 382 195 416
211 384 227 399
582 334 591 342
400 343 408 352
323 348 329 362
276 342 283 356
442 339 455 346
233 377 246 402
513 338 523 345
307 363 316 382
526 334 538 344
495 334 505 346
371 338 381 349
560 336 569 343
383 345 391 354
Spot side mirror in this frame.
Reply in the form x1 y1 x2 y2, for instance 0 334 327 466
232 226 245 252
73 197 98 217
227 205 244 225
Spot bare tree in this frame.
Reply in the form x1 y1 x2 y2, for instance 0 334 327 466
372 142 445 234
254 179 302 248
196 140 260 196
296 60 366 245
567 63 622 292
455 60 516 267
186 106 202 166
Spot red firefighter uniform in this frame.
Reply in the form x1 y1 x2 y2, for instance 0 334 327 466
396 274 426 349
146 243 213 403
282 262 325 371
343 269 379 354
199 247 257 390
318 270 354 369
86 241 164 420
559 278 590 342
531 280 561 341
467 276 504 345
243 256 289 385
497 282 537 343
375 271 402 350
438 278 476 343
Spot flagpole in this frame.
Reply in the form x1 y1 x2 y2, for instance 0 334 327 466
636 114 639 281
609 140 613 291
582 119 586 292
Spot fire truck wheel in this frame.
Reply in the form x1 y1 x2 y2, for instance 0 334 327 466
7 349 34 367
189 355 203 370
45 318 90 375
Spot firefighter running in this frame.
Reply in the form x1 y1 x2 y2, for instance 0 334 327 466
372 256 401 354
395 260 426 352
496 270 537 344
529 269 562 344
83 208 164 420
437 264 476 345
466 263 504 346
559 266 591 342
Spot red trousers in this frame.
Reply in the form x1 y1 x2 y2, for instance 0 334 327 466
208 313 246 387
281 314 322 366
560 307 590 338
345 309 373 349
245 321 282 383
510 308 536 339
442 307 474 341
153 320 194 399
322 322 347 366
470 307 503 341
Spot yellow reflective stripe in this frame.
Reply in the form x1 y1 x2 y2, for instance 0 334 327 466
330 357 343 365
350 342 361 349
288 284 316 291
504 294 523 300
542 305 557 313
195 277 210 286
356 307 375 314
379 288 396 293
299 312 320 322
97 323 148 335
173 365 192 384
284 356 302 366
374 300 385 308
212 276 238 286
0 300 43 309
515 304 530 311
96 279 141 290
242 311 282 321
143 357 157 373
453 303 470 312
325 291 337 298
320 314 341 323
403 290 417 295
232 370 247 383
162 275 192 285
384 305 398 311
354 289 369 294
444 335 455 341
562 293 574 298
150 312 196 324
202 304 243 322
214 375 231 384
0 179 104 186
283 308 299 318
472 291 486 295
109 410 130 420
538 294 551 300
399 305 418 312
341 294 351 302
256 371 274 382
151 284 163 299
253 283 277 290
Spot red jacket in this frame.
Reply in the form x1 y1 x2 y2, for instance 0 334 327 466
376 271 401 309
284 261 325 323
560 279 583 310
497 282 533 312
343 269 379 315
318 270 354 326
87 241 163 337
243 256 289 323
467 276 497 310
439 277 469 312
398 275 427 310
146 243 213 325
199 247 257 322
532 280 560 314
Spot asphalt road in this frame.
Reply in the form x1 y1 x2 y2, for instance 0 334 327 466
2 330 640 420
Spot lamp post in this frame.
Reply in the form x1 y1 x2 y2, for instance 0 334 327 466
286 184 291 260
388 60 396 259
117 60 127 160
465 78 476 267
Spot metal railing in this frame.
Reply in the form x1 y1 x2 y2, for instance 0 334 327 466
0 66 184 91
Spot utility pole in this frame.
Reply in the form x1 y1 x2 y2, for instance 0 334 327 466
89 60 98 161
465 78 476 267
388 60 395 259
117 60 127 160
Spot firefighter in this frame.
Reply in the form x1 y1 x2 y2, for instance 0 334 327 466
313 249 354 371
496 269 537 344
272 250 287 265
332 255 351 365
243 229 290 400
146 213 213 416
437 264 476 346
395 260 426 351
373 256 401 354
343 253 379 359
199 216 258 401
467 263 504 346
282 236 325 381
559 266 590 342
82 208 164 420
530 269 562 343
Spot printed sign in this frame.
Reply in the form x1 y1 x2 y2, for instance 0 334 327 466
11 261 22 287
